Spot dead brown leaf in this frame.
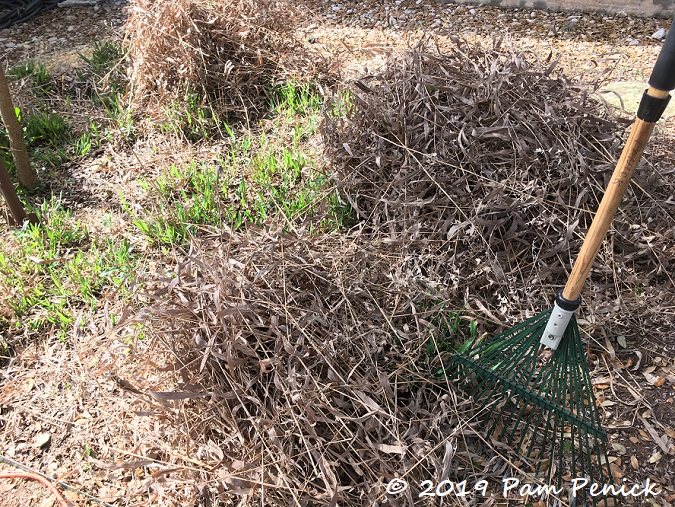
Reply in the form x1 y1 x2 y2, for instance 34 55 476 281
610 463 623 478
648 452 662 464
630 455 639 470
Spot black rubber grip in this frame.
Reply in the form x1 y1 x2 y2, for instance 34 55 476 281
649 23 675 92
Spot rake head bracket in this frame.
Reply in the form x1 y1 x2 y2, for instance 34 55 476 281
540 292 582 350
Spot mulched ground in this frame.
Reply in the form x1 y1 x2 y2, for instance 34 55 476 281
0 1 673 505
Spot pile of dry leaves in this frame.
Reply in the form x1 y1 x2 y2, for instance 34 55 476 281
119 38 675 505
125 230 498 505
322 38 675 332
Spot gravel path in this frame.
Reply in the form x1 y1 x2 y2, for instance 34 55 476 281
301 0 671 41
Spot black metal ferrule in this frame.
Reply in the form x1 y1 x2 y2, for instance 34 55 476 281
637 91 671 123
555 291 581 312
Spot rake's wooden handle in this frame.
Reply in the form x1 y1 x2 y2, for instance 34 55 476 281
562 41 675 302
562 108 659 300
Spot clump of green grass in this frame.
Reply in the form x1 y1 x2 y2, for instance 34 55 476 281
24 111 72 147
325 90 354 120
0 107 75 172
157 81 325 144
125 161 225 246
77 40 134 141
125 80 352 248
0 114 15 170
23 110 74 167
79 40 124 76
270 81 324 143
270 81 323 118
128 128 352 246
0 196 140 340
424 308 479 359
99 94 135 140
74 122 101 157
1 42 129 171
162 93 216 142
7 61 51 95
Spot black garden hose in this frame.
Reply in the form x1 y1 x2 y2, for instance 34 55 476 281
0 0 61 30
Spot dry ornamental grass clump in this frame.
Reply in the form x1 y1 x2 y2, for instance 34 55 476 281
127 231 497 506
323 39 675 328
124 0 322 119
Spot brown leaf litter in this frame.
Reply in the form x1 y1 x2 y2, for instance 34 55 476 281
322 37 674 336
1 1 674 505
122 229 503 505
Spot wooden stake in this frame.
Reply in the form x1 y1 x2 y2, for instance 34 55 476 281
0 157 36 225
0 64 37 187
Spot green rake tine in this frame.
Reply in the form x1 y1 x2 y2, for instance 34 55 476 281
480 337 539 398
570 416 579 485
527 349 568 481
514 405 547 474
547 395 564 487
478 316 548 386
504 332 541 383
569 365 599 503
569 323 609 488
565 341 593 489
462 347 530 401
468 311 547 356
490 319 559 446
555 408 564 489
490 349 544 444
442 313 609 499
466 346 538 430
576 426 587 484
519 357 563 466
520 368 556 448
577 343 605 432
596 434 611 494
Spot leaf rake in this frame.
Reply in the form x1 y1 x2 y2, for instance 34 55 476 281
441 23 675 505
